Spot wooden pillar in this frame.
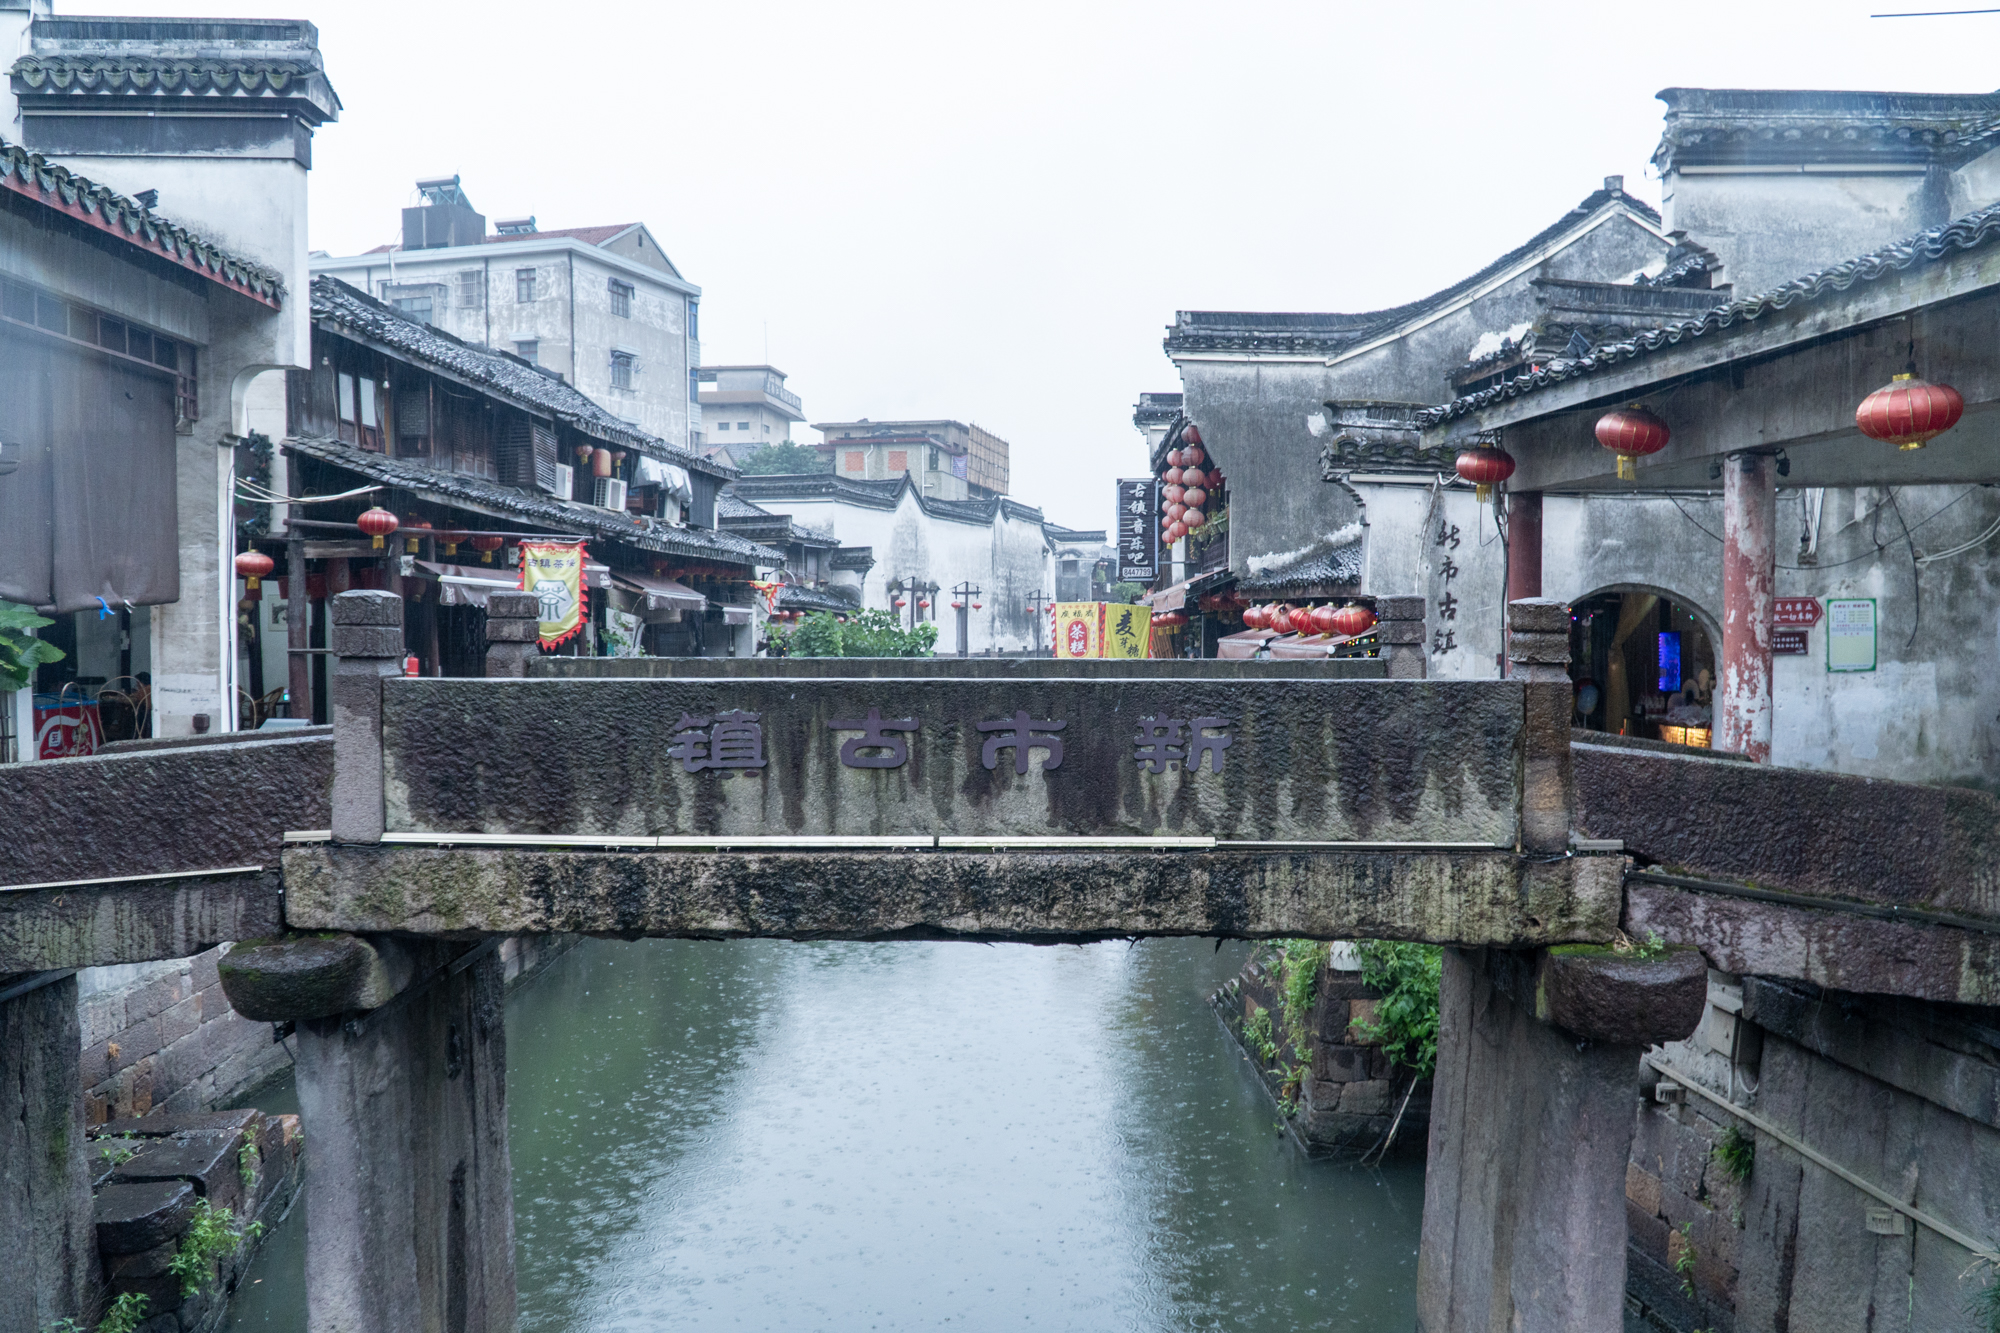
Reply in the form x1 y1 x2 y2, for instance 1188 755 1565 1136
1720 453 1776 761
287 524 311 719
1505 490 1542 603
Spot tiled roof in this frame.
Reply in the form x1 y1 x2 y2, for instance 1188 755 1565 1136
1166 186 1663 357
311 275 729 478
1420 198 2000 427
776 585 855 613
12 15 340 122
16 55 317 94
1235 543 1364 595
284 435 782 565
729 471 1048 528
0 137 284 305
716 490 773 519
364 224 644 256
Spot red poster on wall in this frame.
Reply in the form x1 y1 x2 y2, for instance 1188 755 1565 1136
1773 597 1824 627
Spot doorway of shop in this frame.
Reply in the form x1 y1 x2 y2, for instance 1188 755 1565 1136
1568 588 1717 747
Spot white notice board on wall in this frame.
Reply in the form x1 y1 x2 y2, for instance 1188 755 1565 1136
1826 598 1877 672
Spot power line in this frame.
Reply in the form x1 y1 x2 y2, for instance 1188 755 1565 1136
1870 6 2000 13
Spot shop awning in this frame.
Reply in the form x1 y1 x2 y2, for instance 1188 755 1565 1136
1216 628 1276 661
721 604 754 626
612 571 706 614
1143 580 1192 612
415 561 519 609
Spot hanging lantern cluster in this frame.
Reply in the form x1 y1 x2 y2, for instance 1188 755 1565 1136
1454 445 1515 504
357 506 400 549
1152 611 1187 628
1157 424 1225 543
1239 600 1376 639
1594 405 1670 482
1856 373 1964 450
234 550 274 591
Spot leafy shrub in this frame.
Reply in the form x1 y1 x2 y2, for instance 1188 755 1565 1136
1355 942 1442 1079
167 1200 260 1297
1 601 64 691
772 609 937 658
1243 1004 1278 1066
1713 1125 1754 1183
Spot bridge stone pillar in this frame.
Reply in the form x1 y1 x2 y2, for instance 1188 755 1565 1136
1375 594 1427 679
221 933 516 1333
0 970 95 1331
1415 945 1706 1333
1508 598 1573 854
330 590 405 843
483 591 541 678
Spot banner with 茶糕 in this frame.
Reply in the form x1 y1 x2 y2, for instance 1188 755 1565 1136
520 541 588 648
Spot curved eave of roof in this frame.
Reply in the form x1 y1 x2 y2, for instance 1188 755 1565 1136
1652 86 2000 169
1419 198 2000 428
283 434 781 565
729 472 1046 527
309 275 726 476
0 137 284 305
1165 188 1664 357
1235 544 1364 594
11 55 341 120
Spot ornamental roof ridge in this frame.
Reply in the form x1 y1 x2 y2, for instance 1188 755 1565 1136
0 136 284 303
1653 86 2000 169
1166 185 1663 357
1418 197 2000 427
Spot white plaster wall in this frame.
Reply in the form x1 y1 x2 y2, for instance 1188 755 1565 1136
1663 170 1937 298
1354 480 1507 680
766 492 1053 652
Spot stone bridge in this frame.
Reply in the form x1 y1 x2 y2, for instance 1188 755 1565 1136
5 589 1998 1333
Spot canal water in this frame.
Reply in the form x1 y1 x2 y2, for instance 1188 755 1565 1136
225 937 1425 1331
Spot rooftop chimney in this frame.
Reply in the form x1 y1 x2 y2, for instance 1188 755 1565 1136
403 174 486 250
1604 175 1624 195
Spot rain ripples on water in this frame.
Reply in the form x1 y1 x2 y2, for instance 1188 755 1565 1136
226 936 1423 1332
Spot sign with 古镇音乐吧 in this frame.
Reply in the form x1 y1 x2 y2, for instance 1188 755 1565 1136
1826 598 1876 672
1115 479 1158 584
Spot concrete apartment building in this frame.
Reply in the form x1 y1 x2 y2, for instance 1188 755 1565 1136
312 178 703 448
814 417 1012 499
698 364 804 467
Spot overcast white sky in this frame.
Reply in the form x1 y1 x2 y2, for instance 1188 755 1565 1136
59 0 2000 529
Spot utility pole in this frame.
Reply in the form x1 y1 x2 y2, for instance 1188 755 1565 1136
951 582 983 657
1025 589 1051 656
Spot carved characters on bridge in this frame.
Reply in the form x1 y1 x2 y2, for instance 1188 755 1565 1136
1131 715 1236 773
976 710 1068 774
828 707 920 769
668 710 770 773
664 704 1244 780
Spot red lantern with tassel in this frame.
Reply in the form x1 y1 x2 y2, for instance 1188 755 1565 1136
1182 486 1207 510
1183 508 1206 530
1183 445 1205 468
1309 604 1339 636
1328 602 1377 638
1168 521 1187 544
1454 445 1516 503
357 507 399 549
1182 424 1203 449
1163 483 1185 505
1270 605 1295 634
234 550 275 591
1856 373 1964 450
1179 467 1206 491
1163 466 1183 486
469 535 504 564
1594 405 1670 481
1242 604 1267 630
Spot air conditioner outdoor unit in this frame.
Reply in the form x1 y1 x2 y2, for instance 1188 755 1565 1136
552 463 573 501
593 476 627 511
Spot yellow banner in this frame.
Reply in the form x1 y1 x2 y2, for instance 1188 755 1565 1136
1102 603 1148 659
1052 602 1102 658
520 541 588 648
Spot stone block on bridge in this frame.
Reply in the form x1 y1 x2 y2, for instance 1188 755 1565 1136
218 933 420 1021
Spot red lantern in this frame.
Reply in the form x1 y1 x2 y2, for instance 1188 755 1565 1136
234 550 275 591
951 600 965 610
917 599 930 609
1242 604 1267 630
1179 467 1206 491
894 598 907 608
592 447 614 478
1168 502 1186 522
1167 448 1185 469
1268 605 1293 634
357 507 399 549
469 535 504 564
1309 604 1339 636
1164 466 1183 486
1183 445 1205 468
403 517 432 555
1594 406 1670 481
1163 483 1185 505
973 602 982 610
1328 602 1377 638
1182 486 1207 510
1168 521 1187 543
1856 373 1964 450
1184 508 1206 529
441 529 468 557
1454 445 1516 503
1182 424 1203 449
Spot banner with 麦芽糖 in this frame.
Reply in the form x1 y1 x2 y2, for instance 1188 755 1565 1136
520 541 588 647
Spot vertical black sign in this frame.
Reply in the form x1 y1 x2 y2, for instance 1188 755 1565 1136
1115 478 1157 583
